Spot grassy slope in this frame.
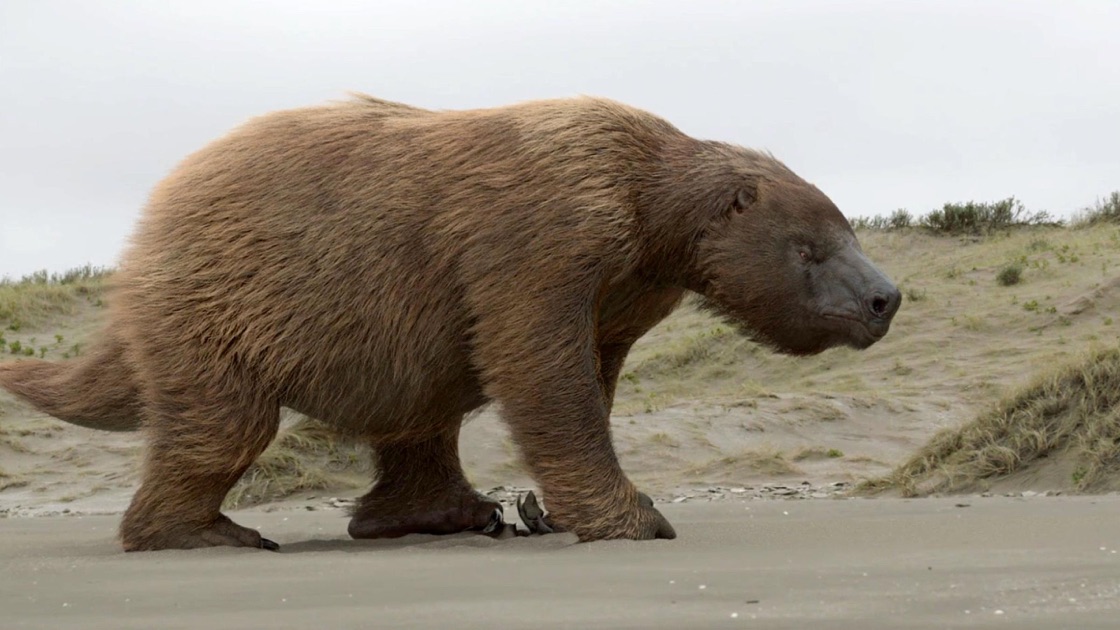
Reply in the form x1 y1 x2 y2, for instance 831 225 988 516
861 347 1120 496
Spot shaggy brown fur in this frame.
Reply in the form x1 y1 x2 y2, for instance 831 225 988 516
0 94 899 550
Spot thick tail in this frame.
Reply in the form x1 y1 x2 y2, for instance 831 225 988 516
0 333 141 431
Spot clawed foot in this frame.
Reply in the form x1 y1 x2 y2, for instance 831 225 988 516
348 488 511 539
515 490 675 540
122 513 279 552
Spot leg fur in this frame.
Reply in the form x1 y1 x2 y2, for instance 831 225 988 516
349 424 501 539
120 393 280 551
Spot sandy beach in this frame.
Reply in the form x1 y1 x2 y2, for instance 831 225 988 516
3 495 1119 629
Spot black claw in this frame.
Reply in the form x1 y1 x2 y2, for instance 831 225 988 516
260 537 280 552
481 508 504 535
517 491 555 535
517 491 543 521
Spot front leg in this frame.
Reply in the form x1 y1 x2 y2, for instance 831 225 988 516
470 275 674 541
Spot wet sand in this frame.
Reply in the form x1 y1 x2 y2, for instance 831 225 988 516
3 495 1119 629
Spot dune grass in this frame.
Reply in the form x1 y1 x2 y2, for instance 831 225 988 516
1072 191 1120 227
687 449 802 480
223 415 372 509
0 265 112 331
860 347 1120 496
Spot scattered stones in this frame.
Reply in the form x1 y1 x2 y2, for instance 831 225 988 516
663 482 853 504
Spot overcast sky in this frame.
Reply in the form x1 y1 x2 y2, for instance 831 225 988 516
2 0 1117 278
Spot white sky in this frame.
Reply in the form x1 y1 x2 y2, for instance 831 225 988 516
2 0 1118 278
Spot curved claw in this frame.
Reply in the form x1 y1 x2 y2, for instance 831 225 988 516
517 491 561 535
260 537 280 552
480 508 504 535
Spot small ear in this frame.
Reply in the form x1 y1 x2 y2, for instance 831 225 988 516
732 188 755 213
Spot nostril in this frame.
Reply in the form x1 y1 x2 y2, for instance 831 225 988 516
870 296 888 317
866 288 900 320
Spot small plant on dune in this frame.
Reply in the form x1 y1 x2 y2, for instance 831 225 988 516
888 209 913 229
38 346 47 358
997 263 1023 286
649 432 680 448
903 286 927 302
1027 238 1052 252
8 340 21 355
851 214 878 229
827 449 844 458
849 208 914 231
1072 191 1120 226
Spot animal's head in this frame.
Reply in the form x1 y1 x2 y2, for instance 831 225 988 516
688 167 900 356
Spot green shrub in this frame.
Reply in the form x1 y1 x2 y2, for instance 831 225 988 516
849 208 914 231
887 209 913 229
1073 191 1120 226
921 197 1056 235
904 286 927 301
997 263 1023 286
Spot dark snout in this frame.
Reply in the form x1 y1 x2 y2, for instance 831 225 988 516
818 247 901 348
861 281 901 338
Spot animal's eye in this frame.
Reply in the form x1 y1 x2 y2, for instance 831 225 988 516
799 250 811 262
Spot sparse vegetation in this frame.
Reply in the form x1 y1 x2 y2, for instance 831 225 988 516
860 348 1120 496
903 286 927 302
689 449 800 479
1072 191 1120 226
0 265 112 331
791 446 845 461
921 197 1056 235
849 208 914 231
996 263 1023 286
851 195 1089 235
223 415 372 509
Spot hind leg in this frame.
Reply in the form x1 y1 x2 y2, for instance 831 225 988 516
120 394 280 551
348 424 504 539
